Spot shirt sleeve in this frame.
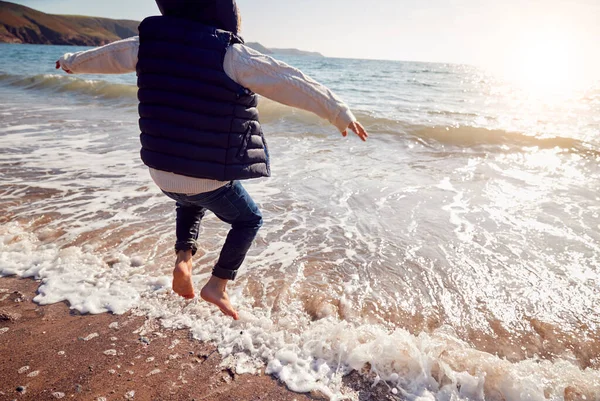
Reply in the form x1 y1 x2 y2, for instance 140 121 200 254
224 44 356 133
59 36 140 75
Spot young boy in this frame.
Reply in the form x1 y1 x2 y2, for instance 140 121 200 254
56 0 368 320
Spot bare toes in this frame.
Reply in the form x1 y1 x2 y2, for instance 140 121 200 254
201 288 238 319
219 307 239 320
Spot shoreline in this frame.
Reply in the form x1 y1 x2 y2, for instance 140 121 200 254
0 276 317 401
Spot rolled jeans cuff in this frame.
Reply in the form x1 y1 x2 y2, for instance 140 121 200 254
175 241 198 256
212 264 238 281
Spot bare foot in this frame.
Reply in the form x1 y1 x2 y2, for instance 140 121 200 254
172 250 195 299
200 275 239 320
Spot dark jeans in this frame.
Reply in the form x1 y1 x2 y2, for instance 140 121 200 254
162 181 263 281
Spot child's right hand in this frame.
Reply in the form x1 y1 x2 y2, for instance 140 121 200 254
55 60 72 74
343 121 369 142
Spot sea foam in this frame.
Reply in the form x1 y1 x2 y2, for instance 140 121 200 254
1 221 598 400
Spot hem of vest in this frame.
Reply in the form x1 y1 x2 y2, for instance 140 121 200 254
149 167 265 181
147 167 267 181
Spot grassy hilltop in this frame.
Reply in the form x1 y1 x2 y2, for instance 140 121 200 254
0 1 138 46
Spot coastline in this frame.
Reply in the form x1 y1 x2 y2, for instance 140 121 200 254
1 40 599 400
0 277 317 401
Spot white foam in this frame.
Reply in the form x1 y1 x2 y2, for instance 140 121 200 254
3 206 599 400
436 177 455 191
1 93 599 400
0 223 169 314
0 123 53 133
442 191 475 242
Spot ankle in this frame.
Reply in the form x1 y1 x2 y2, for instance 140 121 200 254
207 275 229 291
176 250 193 264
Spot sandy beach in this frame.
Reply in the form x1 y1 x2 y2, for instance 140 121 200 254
0 277 398 401
0 277 317 401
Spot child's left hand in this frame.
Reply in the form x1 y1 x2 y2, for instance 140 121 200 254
55 60 72 74
343 121 369 142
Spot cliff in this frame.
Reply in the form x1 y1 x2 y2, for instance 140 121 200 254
245 43 324 57
245 42 273 54
0 1 325 57
0 1 138 46
269 48 324 57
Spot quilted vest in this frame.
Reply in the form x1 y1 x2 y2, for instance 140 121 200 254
136 16 270 181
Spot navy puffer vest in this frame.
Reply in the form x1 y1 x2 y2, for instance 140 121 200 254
136 16 270 181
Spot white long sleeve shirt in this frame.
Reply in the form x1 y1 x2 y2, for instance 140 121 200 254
59 36 356 194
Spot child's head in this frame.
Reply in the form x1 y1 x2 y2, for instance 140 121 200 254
155 0 241 33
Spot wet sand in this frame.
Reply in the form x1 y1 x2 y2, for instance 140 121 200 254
0 277 317 401
0 277 397 401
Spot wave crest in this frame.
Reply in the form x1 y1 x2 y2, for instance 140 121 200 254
407 124 595 153
0 73 138 101
1 73 596 155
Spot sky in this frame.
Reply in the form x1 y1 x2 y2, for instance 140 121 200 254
8 0 600 78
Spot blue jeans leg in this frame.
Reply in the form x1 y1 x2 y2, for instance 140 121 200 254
163 181 263 281
174 202 206 256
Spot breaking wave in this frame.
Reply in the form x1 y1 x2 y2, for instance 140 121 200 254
0 72 138 102
1 72 597 156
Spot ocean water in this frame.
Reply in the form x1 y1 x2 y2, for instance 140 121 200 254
1 43 599 400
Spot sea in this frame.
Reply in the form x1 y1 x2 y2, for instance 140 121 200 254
0 43 599 400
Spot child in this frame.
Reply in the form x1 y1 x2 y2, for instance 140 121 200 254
56 0 369 320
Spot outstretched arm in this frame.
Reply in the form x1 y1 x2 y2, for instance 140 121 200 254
56 36 139 75
225 44 368 141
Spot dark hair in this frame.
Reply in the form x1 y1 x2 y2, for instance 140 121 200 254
155 0 240 33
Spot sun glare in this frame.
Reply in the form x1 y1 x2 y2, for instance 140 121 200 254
500 31 587 97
